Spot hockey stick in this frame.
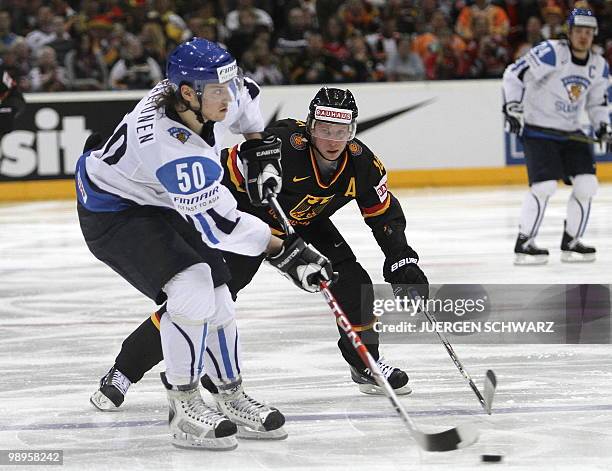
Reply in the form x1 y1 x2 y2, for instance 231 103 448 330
266 191 479 452
522 125 603 145
409 288 496 415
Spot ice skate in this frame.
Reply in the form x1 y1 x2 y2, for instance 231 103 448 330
350 357 412 395
561 231 596 263
514 234 549 265
201 375 287 440
161 373 238 450
90 366 130 411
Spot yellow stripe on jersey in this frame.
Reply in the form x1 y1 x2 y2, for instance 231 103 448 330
310 148 349 189
150 312 161 331
226 145 246 193
353 318 377 332
361 195 391 218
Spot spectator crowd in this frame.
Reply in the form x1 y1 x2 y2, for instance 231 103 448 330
0 0 609 92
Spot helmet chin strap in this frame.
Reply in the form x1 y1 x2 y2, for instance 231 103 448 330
180 90 206 124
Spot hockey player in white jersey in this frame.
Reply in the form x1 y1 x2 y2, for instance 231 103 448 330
502 8 611 265
76 38 334 450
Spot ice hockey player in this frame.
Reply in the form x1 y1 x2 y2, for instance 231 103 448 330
76 37 333 449
0 65 25 137
502 8 611 265
90 87 428 413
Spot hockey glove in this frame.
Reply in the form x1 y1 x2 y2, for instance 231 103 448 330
502 101 524 135
267 234 335 293
238 135 283 207
595 122 612 153
383 249 429 300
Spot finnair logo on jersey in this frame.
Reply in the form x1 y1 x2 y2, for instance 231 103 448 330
217 61 238 83
561 75 590 103
172 185 221 214
315 106 352 124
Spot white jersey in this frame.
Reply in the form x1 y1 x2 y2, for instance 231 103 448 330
76 79 270 256
502 40 610 132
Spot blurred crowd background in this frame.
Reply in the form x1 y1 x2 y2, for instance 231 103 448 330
0 0 610 92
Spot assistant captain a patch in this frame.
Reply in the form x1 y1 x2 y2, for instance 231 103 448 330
168 126 192 144
561 75 590 103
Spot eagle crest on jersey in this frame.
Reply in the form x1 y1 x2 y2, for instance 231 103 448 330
289 194 335 221
167 126 192 144
561 76 590 103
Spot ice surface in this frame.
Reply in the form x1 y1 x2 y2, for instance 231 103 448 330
1 185 611 470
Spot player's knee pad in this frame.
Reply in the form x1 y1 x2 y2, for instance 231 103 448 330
164 263 215 325
571 174 598 201
208 285 235 327
531 180 557 200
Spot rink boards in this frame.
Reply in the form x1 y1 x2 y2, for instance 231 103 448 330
1 80 611 201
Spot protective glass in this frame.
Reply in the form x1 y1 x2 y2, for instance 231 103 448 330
309 120 356 141
194 68 244 103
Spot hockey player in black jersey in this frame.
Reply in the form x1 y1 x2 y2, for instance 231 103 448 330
0 66 25 137
92 87 429 409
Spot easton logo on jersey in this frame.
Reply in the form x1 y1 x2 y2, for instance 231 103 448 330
289 194 335 221
167 127 192 144
561 75 591 103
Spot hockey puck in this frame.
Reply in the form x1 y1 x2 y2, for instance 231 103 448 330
481 454 503 462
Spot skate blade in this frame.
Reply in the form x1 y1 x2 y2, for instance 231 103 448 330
171 434 238 450
514 254 549 265
357 383 412 396
236 425 288 440
561 251 596 263
90 391 121 411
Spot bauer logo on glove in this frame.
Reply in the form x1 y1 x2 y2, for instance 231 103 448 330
384 249 429 300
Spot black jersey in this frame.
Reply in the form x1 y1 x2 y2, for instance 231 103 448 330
0 67 25 136
221 118 393 231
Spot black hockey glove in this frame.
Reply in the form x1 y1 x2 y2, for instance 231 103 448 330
595 122 612 153
267 234 335 293
237 135 283 207
502 101 523 135
383 248 429 300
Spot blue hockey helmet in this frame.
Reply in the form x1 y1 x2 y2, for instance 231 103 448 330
166 38 240 95
567 8 598 35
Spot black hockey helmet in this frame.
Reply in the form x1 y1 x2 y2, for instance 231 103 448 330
307 87 358 141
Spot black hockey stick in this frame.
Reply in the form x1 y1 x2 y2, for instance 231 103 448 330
522 125 603 145
266 190 479 452
409 288 496 415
